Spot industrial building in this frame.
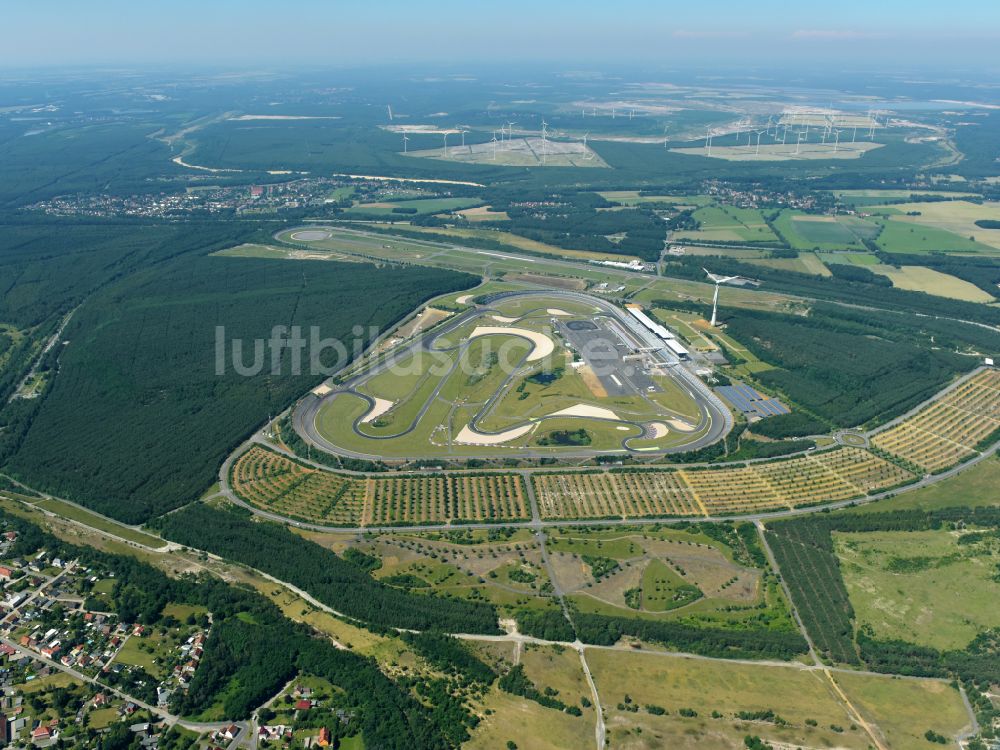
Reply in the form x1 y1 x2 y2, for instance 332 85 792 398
623 304 689 359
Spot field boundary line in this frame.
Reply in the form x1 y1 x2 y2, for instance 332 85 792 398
902 421 977 452
805 452 866 496
747 466 793 510
676 471 709 517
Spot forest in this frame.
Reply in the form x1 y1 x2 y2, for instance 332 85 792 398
4 254 474 522
722 304 979 428
157 503 502 634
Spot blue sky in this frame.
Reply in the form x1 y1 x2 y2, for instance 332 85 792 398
4 0 999 68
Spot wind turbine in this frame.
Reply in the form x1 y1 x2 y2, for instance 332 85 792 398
402 133 409 153
442 132 449 158
582 132 594 160
795 131 805 155
833 128 841 153
704 269 740 327
491 131 498 160
754 130 765 156
507 121 517 148
663 125 669 148
541 119 549 164
387 104 393 121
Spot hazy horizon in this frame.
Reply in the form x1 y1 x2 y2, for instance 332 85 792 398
4 0 999 70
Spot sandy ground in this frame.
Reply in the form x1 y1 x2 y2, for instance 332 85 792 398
311 383 334 396
468 326 555 362
546 309 571 316
648 422 668 438
549 404 621 420
398 307 451 338
490 315 520 323
456 295 474 304
578 364 609 398
457 206 510 222
667 418 697 432
171 155 242 173
382 124 463 134
455 423 534 445
360 397 394 424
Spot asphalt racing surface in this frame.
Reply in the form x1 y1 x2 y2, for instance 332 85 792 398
293 289 732 461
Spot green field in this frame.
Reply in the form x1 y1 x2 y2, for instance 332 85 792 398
772 211 876 251
857 456 1000 513
833 671 972 749
873 216 996 255
639 558 702 611
836 528 1000 650
587 648 967 749
747 251 832 276
30 497 167 548
674 205 780 244
873 200 1000 251
817 251 880 266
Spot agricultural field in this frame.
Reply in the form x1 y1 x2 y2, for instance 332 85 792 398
836 527 1000 650
855 453 1000 513
872 199 1000 250
745 250 831 276
871 264 995 302
772 211 877 251
872 367 1000 472
587 648 968 749
817 251 881 266
533 448 914 520
672 205 780 244
230 446 367 525
533 470 703 519
230 446 530 526
872 215 997 255
598 191 714 208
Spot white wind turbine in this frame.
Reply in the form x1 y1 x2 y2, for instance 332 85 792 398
402 133 409 153
704 269 740 327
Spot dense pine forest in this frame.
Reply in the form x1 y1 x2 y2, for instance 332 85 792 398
4 252 474 521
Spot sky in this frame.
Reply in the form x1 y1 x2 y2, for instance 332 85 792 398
4 0 1000 70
